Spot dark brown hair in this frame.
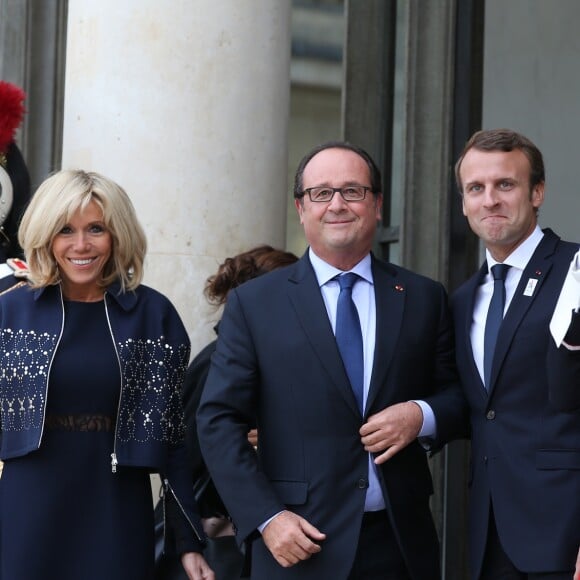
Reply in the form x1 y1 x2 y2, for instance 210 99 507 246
205 245 298 306
293 141 382 199
455 128 545 193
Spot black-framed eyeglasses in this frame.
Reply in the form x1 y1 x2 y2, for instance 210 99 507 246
299 186 374 203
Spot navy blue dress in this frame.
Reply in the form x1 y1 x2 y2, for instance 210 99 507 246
0 300 154 579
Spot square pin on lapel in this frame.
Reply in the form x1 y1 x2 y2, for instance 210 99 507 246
523 277 538 297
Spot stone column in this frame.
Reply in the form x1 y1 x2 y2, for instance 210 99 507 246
62 1 292 351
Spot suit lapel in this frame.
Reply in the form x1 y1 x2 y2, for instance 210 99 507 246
287 254 361 417
365 258 404 414
459 265 489 398
488 231 559 395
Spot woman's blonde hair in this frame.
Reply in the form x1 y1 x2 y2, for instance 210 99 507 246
18 169 147 291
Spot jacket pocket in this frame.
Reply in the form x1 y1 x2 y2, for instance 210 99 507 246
270 480 308 506
536 449 580 470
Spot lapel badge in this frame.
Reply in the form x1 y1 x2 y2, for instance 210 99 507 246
523 278 538 297
394 284 404 292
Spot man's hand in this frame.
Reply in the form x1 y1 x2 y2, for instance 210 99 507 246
247 428 258 447
262 510 326 568
574 545 580 580
181 551 215 580
359 401 423 464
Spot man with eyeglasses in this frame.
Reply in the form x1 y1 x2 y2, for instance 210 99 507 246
198 141 467 579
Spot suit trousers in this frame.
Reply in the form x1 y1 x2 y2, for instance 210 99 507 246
480 508 573 580
347 510 411 580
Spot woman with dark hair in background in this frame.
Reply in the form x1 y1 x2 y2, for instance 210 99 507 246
156 245 298 580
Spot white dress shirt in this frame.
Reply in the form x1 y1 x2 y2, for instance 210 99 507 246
470 226 544 382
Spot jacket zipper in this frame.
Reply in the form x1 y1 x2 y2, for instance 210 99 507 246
163 478 204 543
38 286 66 449
160 484 167 551
103 292 123 473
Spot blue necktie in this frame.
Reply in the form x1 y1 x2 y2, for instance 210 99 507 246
335 273 364 413
483 264 511 389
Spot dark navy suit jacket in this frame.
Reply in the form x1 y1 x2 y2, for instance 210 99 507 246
198 253 467 580
451 229 580 577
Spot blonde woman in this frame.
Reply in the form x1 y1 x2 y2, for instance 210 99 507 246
0 170 213 580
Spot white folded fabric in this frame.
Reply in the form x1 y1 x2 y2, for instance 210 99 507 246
550 249 580 350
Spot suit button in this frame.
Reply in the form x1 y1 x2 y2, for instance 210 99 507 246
486 410 496 420
357 478 369 489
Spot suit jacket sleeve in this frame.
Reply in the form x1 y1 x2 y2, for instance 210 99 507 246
547 311 580 411
419 282 470 447
196 289 285 543
181 339 217 482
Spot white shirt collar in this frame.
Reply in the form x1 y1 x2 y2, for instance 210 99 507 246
485 225 544 272
308 248 373 287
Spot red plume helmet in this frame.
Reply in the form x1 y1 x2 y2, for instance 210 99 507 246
0 81 29 260
0 81 26 159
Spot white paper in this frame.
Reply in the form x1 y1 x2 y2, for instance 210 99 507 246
549 249 580 349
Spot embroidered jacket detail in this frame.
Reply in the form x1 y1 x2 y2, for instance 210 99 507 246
116 337 188 444
0 282 191 461
0 328 58 432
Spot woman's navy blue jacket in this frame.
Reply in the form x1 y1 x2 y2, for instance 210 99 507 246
0 281 205 550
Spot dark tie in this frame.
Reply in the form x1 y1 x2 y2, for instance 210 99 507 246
335 273 364 413
483 263 511 389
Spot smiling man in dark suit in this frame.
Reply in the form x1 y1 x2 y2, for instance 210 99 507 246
452 128 580 579
197 141 467 580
